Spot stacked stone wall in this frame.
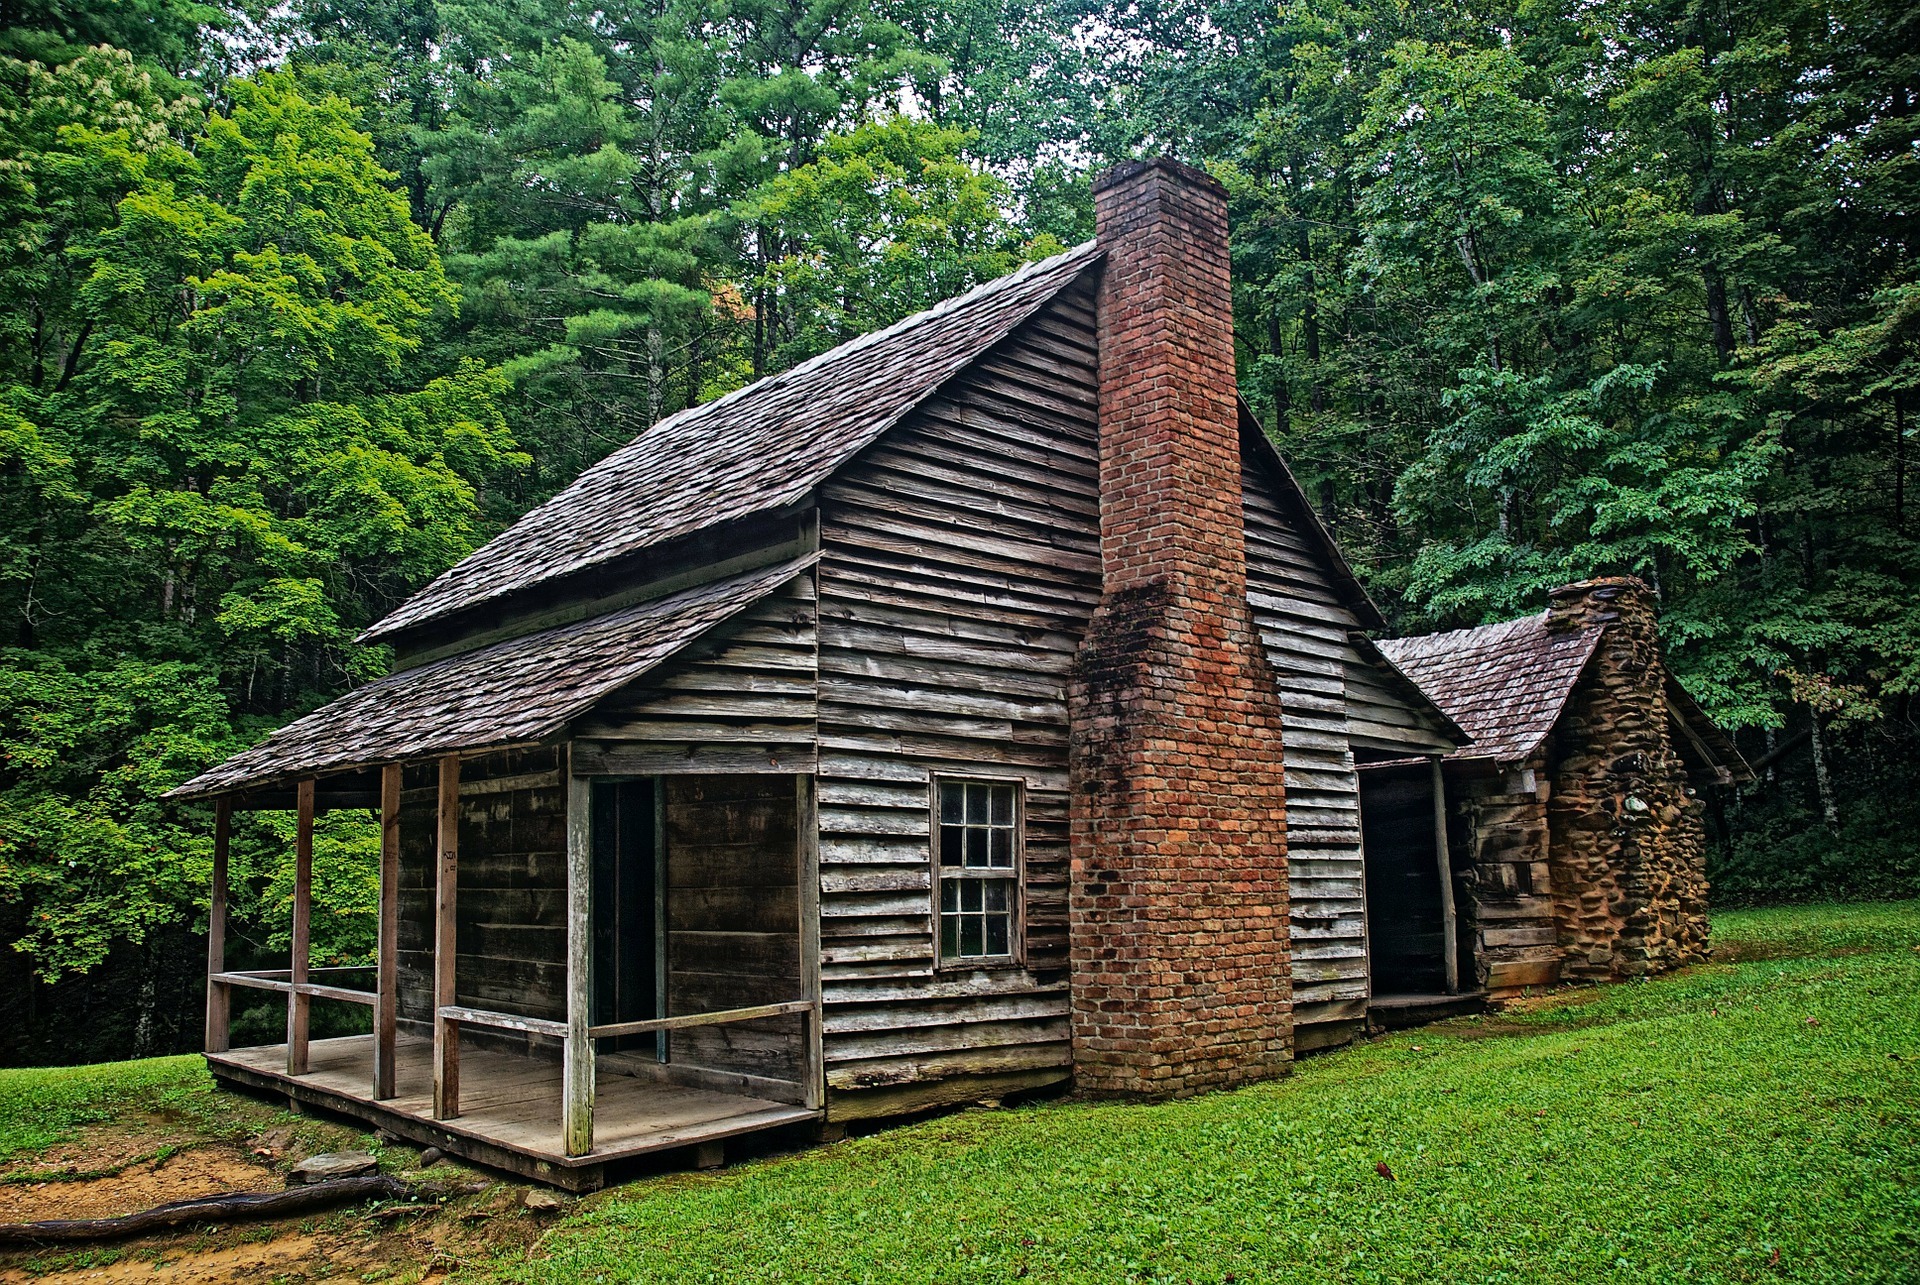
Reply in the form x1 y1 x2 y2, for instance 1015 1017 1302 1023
1543 579 1711 979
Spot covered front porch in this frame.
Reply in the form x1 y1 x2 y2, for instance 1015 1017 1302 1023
211 1032 815 1189
200 755 823 1190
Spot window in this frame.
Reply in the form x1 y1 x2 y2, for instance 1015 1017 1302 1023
935 779 1021 964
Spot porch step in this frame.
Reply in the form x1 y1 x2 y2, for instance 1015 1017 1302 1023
1367 991 1489 1030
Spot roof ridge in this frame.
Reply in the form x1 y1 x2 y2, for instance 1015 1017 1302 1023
361 239 1103 644
629 239 1102 444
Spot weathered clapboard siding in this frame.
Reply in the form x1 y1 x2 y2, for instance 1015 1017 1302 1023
813 282 1100 1114
662 774 805 1081
1345 649 1459 755
1240 461 1371 1020
570 570 819 775
397 747 567 1035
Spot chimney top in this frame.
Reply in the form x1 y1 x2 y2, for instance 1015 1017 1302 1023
1092 156 1227 200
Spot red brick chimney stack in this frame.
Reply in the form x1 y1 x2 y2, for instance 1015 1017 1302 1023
1067 158 1294 1096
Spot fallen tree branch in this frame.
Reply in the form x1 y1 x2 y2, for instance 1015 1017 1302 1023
0 1175 414 1245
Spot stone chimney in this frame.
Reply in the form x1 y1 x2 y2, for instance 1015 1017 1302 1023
1541 577 1710 980
1066 158 1293 1096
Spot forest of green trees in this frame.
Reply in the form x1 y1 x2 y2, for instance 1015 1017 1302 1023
0 0 1914 1062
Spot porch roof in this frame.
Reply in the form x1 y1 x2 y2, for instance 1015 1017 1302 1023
1376 613 1604 765
167 555 816 801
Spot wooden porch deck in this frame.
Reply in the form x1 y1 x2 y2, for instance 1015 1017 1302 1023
209 1034 817 1191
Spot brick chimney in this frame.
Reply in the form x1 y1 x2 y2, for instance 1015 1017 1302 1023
1541 577 1711 981
1066 158 1293 1096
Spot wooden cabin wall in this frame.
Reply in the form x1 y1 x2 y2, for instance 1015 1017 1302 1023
1448 755 1562 994
662 774 804 1081
812 282 1101 1119
1238 461 1370 1033
571 572 819 776
396 747 568 1039
1344 657 1459 756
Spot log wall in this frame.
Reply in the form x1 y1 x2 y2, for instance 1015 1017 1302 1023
812 282 1101 1118
1448 757 1561 993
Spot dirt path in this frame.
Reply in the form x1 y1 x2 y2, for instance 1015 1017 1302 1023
0 1106 550 1282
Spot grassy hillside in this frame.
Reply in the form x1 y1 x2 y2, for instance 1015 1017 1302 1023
503 901 1920 1284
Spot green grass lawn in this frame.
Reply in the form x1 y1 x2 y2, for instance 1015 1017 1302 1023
0 1053 215 1162
506 901 1920 1284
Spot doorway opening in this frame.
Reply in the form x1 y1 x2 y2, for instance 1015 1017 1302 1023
591 778 660 1053
1358 763 1452 997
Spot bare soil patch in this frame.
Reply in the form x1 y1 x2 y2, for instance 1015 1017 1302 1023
0 1098 545 1283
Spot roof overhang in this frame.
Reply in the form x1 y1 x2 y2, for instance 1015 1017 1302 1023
167 555 818 803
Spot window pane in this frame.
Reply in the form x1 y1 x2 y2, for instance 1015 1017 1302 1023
986 913 1009 956
967 783 989 824
940 784 964 825
960 916 984 956
940 879 959 912
961 880 983 912
984 880 1009 912
989 829 1012 868
990 787 1013 825
966 827 988 867
941 916 959 959
940 825 962 867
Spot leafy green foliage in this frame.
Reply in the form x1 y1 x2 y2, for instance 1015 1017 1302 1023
499 900 1920 1282
0 51 522 980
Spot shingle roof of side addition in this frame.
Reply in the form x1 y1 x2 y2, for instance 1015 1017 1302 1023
1375 613 1604 764
363 241 1105 644
167 556 816 800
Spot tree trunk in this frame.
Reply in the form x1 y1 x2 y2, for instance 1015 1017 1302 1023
1807 713 1840 834
1704 270 1736 365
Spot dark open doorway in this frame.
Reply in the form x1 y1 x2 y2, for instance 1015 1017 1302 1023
1358 763 1455 997
591 779 660 1053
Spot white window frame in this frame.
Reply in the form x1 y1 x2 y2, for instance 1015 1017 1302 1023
930 776 1025 969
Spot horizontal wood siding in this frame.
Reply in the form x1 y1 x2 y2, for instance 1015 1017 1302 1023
1239 463 1368 1020
1346 653 1459 755
397 747 567 1033
814 284 1099 1111
571 571 818 775
663 774 804 1081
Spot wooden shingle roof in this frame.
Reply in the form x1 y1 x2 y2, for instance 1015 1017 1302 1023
363 241 1105 644
1376 613 1603 764
167 557 815 800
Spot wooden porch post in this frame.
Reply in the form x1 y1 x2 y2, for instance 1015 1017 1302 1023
562 764 595 1157
1432 757 1460 993
287 779 315 1075
433 757 461 1119
797 774 823 1113
205 798 231 1054
374 763 401 1099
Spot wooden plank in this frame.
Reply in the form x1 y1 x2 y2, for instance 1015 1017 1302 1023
434 757 460 1120
205 798 230 1054
439 1004 569 1039
797 775 824 1111
563 765 594 1157
1434 757 1460 993
375 763 400 1099
287 780 314 1076
588 999 814 1040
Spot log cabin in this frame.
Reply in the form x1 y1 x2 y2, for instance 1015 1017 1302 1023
1377 579 1750 1000
168 158 1468 1189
